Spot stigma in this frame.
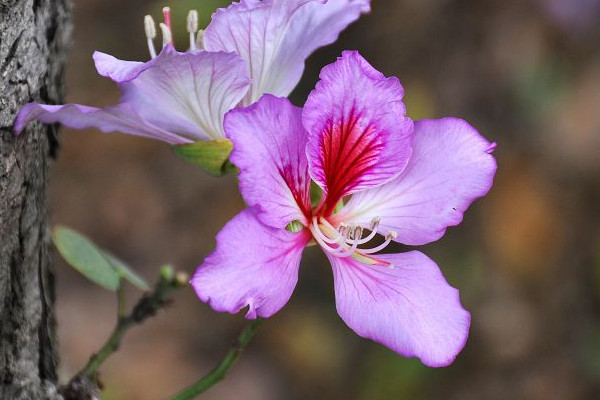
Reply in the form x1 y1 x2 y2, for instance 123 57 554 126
143 7 202 59
310 216 397 267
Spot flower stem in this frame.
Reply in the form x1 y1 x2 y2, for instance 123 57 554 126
117 282 126 319
77 267 187 380
167 318 264 400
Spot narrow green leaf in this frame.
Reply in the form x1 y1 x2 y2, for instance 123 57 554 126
173 139 234 176
52 226 120 291
103 252 150 291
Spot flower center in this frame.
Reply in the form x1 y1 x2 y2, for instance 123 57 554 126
309 216 397 264
144 7 204 59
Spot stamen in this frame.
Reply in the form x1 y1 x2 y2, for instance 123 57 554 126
144 15 157 59
338 223 350 238
310 217 355 257
355 217 381 245
335 227 362 258
370 217 381 231
352 226 363 241
160 22 173 47
310 217 397 259
311 219 343 253
326 217 378 246
187 10 199 51
360 231 398 254
196 29 205 50
335 236 359 258
312 217 339 244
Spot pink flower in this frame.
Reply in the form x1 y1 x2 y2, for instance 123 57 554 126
204 0 371 106
191 51 498 367
14 1 371 143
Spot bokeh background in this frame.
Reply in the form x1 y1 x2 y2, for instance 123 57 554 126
50 0 600 399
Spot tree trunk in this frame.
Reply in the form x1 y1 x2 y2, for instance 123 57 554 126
0 1 71 399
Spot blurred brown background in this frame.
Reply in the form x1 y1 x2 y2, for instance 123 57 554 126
51 0 600 399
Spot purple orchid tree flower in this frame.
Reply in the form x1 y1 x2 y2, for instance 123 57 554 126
191 51 497 367
14 0 371 144
203 0 371 106
13 8 249 144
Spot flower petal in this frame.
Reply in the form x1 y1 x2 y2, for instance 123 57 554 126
121 48 251 141
226 95 312 229
93 51 149 83
13 103 190 144
339 118 497 245
304 51 413 214
204 0 370 105
329 251 470 367
191 209 310 319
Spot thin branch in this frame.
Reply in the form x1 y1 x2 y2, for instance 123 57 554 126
61 267 187 399
117 282 126 319
167 318 264 400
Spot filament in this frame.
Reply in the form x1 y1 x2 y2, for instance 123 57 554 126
312 217 340 245
359 232 398 254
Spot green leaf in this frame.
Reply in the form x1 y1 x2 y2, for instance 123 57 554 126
173 139 235 176
52 226 120 291
103 252 150 291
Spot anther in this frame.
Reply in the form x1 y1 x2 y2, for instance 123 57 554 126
196 29 205 50
144 15 157 59
353 226 363 241
370 217 381 230
346 225 356 240
160 22 173 47
337 222 349 237
187 10 199 51
355 217 381 245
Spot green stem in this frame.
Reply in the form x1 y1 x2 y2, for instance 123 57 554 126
80 315 133 377
76 267 186 380
168 318 263 400
117 282 126 319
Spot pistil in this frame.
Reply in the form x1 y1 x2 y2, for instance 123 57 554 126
163 7 172 30
160 7 173 47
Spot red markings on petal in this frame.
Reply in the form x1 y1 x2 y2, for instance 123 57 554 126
279 163 313 222
320 108 384 215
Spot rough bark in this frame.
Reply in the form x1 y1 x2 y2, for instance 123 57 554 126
0 1 71 399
